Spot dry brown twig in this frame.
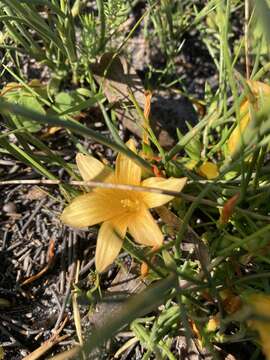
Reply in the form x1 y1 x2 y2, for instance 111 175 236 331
22 317 69 360
21 238 55 286
1 178 269 221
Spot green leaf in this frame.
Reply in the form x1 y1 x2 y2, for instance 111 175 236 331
16 95 45 132
52 91 105 116
76 88 93 97
185 134 202 161
176 125 202 161
55 92 78 108
78 274 177 357
2 83 46 132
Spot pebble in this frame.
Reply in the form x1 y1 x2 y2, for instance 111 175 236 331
3 202 17 213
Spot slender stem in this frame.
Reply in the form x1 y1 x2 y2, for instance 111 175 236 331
245 0 250 78
97 0 106 52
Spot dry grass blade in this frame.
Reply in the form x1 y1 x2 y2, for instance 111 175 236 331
114 337 138 358
72 291 83 345
72 261 84 348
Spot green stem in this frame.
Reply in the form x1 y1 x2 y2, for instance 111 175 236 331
97 0 106 52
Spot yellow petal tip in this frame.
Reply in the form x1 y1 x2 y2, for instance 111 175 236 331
125 138 137 152
197 162 219 180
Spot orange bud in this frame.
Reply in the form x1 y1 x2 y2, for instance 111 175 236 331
140 245 161 278
140 262 149 278
151 164 163 177
143 91 152 145
219 192 240 224
189 319 203 349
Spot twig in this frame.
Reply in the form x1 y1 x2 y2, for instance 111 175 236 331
0 177 191 202
22 318 69 360
1 179 269 221
0 323 22 347
53 283 71 332
21 238 55 286
54 235 76 331
0 178 186 196
20 198 47 234
60 235 67 294
0 178 210 204
79 258 95 277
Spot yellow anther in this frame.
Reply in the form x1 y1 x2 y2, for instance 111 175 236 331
120 198 140 212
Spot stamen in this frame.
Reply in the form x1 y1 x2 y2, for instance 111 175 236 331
120 198 140 212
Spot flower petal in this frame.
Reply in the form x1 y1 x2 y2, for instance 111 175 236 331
197 162 219 180
247 80 270 97
251 322 270 360
95 217 128 273
61 192 123 228
227 100 250 155
248 293 270 360
115 139 141 185
128 206 163 247
76 153 112 182
248 293 270 316
141 177 187 208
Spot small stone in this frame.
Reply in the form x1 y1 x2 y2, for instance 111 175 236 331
25 187 46 200
3 201 17 213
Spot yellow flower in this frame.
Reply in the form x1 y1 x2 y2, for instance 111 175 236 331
227 100 251 155
197 161 219 180
206 315 220 332
248 293 270 360
228 80 270 155
61 140 187 272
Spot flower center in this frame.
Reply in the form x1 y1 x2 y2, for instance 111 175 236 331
120 198 140 212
